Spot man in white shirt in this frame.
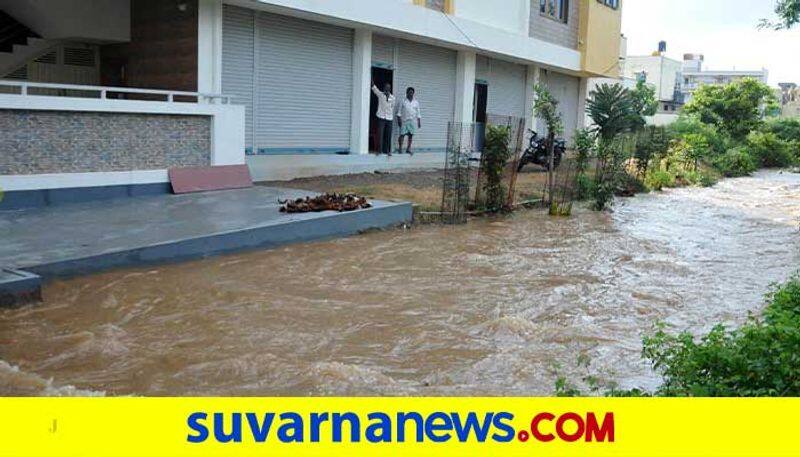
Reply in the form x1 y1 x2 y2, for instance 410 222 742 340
396 87 422 155
371 82 395 156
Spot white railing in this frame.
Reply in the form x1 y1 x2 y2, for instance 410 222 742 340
0 80 232 104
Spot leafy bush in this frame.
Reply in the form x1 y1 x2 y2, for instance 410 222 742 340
555 277 800 397
762 117 800 142
573 128 595 175
697 170 720 187
682 78 779 140
642 277 800 397
668 115 728 154
714 147 759 177
481 125 513 212
746 131 795 168
587 83 636 141
575 173 596 200
645 169 676 191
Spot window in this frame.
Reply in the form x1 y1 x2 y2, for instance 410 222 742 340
425 0 446 12
598 0 619 9
540 0 569 23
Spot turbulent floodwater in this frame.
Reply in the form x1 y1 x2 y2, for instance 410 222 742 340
1 171 799 396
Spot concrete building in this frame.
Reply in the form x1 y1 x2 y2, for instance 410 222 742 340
680 53 769 104
1 0 624 202
623 44 683 125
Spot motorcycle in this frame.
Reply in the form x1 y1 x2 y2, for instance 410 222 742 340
517 130 566 172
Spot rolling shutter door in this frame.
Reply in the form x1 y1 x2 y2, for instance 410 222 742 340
372 34 395 68
255 12 353 154
395 40 456 152
485 58 527 118
542 70 580 142
222 5 255 153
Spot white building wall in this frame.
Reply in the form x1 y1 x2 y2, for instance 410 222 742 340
454 0 530 36
625 55 682 102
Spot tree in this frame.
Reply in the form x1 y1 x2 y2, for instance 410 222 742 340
682 78 778 140
586 83 635 141
532 84 563 206
759 0 800 29
628 80 659 131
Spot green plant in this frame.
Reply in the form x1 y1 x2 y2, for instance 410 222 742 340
533 84 564 207
682 78 779 140
697 170 720 187
555 277 800 397
668 115 728 153
762 117 800 142
481 124 513 212
760 0 800 29
575 174 596 200
642 277 800 397
714 147 759 177
628 79 659 131
746 131 795 168
586 83 636 141
573 128 595 175
645 169 676 191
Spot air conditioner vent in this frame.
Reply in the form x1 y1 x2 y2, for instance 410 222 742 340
64 47 96 67
34 50 57 64
6 66 28 80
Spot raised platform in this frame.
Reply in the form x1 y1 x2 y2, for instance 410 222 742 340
0 186 412 288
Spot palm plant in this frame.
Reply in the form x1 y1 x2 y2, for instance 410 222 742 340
586 83 635 141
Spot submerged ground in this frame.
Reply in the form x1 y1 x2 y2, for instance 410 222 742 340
1 171 798 396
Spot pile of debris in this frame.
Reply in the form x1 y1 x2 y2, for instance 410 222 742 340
279 193 372 213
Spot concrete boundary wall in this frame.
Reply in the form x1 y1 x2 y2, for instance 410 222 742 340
0 93 245 192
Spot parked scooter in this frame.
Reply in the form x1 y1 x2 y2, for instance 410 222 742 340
517 130 566 172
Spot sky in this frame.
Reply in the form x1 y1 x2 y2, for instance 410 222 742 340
622 0 800 86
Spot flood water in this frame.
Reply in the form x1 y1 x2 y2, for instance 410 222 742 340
1 171 799 396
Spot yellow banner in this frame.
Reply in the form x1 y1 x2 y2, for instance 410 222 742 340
0 398 797 457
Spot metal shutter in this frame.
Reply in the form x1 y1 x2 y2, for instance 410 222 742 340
485 58 527 118
542 70 580 142
255 12 353 154
222 5 255 153
394 40 456 152
372 34 395 69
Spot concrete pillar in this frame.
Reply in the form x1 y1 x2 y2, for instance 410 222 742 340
351 29 373 154
525 64 541 134
454 50 477 123
577 76 590 129
197 0 223 95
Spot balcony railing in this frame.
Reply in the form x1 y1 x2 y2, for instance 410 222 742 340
0 80 232 104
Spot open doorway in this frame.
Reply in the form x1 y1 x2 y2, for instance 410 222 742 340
369 66 394 153
473 82 488 151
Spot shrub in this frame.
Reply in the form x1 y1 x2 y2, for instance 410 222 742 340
762 117 800 143
554 277 800 397
669 115 727 154
575 173 596 200
645 169 676 191
642 277 800 397
746 131 795 168
698 170 720 187
714 147 759 177
481 125 513 212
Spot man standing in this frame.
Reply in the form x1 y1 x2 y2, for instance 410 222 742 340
371 82 395 156
396 87 422 155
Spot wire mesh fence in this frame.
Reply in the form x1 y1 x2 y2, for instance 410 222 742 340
439 115 527 223
440 122 476 224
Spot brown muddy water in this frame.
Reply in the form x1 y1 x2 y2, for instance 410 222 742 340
1 171 799 396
